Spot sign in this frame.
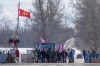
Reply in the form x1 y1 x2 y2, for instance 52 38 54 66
41 43 55 49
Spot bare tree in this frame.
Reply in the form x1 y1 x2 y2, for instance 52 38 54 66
0 4 13 47
24 0 74 44
72 0 100 52
0 4 6 23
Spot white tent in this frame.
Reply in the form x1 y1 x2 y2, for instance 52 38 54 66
64 38 75 50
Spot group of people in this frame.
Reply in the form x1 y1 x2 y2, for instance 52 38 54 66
31 48 75 63
0 48 20 63
82 50 96 63
0 47 76 63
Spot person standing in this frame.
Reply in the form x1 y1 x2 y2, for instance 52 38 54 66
0 51 7 63
57 49 61 63
47 48 52 63
87 51 91 63
69 49 75 63
31 50 35 63
67 49 71 63
51 49 55 63
34 49 38 63
84 51 91 63
6 51 14 63
54 49 57 63
46 48 50 63
37 49 41 63
92 50 96 58
61 49 68 63
41 48 46 63
82 50 86 63
72 49 75 63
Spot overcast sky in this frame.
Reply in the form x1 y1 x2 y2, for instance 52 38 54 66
0 0 32 25
0 0 75 28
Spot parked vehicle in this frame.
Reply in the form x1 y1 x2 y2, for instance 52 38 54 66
72 48 84 63
74 53 84 63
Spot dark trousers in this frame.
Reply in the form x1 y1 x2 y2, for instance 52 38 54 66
62 57 66 63
41 58 45 63
47 57 50 63
51 57 55 63
69 57 74 63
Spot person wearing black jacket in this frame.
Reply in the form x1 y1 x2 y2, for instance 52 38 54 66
51 49 55 63
41 48 46 63
46 49 49 63
47 48 52 63
57 49 61 63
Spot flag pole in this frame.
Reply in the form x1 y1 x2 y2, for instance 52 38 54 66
15 1 20 48
16 1 20 39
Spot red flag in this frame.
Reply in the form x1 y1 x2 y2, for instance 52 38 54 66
19 9 30 18
40 37 46 43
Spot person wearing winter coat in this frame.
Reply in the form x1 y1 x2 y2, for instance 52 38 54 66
41 48 46 63
61 49 68 63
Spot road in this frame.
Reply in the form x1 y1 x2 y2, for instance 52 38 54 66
0 63 100 66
